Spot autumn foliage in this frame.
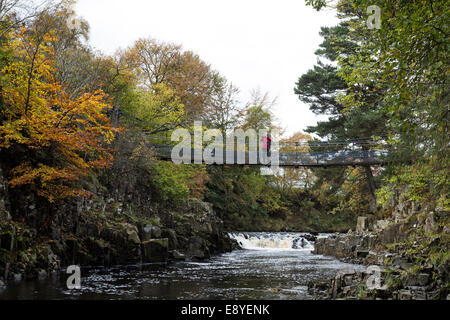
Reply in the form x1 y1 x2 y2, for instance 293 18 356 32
0 27 118 202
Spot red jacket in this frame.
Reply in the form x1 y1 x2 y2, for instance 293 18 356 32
261 137 272 149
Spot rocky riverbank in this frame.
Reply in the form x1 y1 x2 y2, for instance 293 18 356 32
308 208 450 300
0 164 238 285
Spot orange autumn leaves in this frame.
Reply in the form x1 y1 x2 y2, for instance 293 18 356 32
0 27 119 202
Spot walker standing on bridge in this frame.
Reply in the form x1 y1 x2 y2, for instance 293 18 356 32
261 134 272 157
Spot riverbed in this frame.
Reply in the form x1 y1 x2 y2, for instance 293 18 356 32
0 232 364 300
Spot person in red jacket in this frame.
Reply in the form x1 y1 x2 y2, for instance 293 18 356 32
261 134 272 156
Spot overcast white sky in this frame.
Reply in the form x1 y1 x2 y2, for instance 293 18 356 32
75 0 339 137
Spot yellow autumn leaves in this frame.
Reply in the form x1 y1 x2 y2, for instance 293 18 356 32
0 27 119 202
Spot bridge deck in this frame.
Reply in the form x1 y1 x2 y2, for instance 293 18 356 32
151 145 388 167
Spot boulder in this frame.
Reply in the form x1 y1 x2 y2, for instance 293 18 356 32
230 238 241 250
292 237 306 249
337 269 356 278
141 238 169 262
140 225 152 241
37 269 47 280
381 223 402 244
355 250 369 258
374 220 390 232
150 226 162 238
342 286 352 295
169 250 186 261
13 274 22 281
364 251 381 265
356 216 368 234
303 234 317 242
187 236 210 260
392 257 414 270
125 224 141 244
140 225 161 241
77 222 100 238
437 263 449 282
406 273 430 287
398 289 413 300
161 228 178 250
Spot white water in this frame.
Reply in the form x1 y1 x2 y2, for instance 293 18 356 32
0 232 365 300
229 232 315 251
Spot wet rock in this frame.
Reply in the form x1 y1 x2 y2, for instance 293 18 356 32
308 279 329 291
409 287 427 299
343 275 355 287
161 228 178 250
331 275 341 299
292 238 299 249
364 251 382 265
187 236 210 260
140 225 152 242
392 257 413 270
201 222 213 234
13 274 22 281
37 269 47 280
342 286 352 295
230 238 241 250
169 250 186 261
213 233 235 253
337 269 356 277
406 273 430 287
330 269 357 299
356 216 369 233
292 237 308 249
374 220 390 232
437 263 449 281
360 234 377 249
381 223 402 244
303 234 317 242
141 238 169 262
398 289 413 300
356 250 369 258
78 222 99 238
125 224 141 244
307 279 331 299
149 226 162 238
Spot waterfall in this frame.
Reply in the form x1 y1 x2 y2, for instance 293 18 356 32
229 232 315 250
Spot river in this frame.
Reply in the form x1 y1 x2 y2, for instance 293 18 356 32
0 232 364 300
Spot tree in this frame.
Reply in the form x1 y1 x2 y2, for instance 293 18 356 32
31 6 121 101
0 26 118 202
202 72 243 133
120 82 185 136
124 38 213 121
205 165 287 230
242 89 280 132
0 0 61 37
304 0 449 209
275 131 315 191
294 11 387 201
